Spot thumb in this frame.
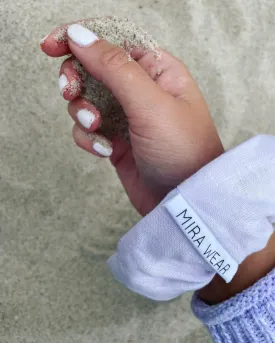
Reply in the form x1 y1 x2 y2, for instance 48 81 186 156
66 23 168 119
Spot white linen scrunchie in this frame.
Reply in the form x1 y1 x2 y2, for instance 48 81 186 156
108 135 275 301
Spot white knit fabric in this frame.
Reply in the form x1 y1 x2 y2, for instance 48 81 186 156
108 135 275 301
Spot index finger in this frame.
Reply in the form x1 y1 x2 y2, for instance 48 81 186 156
40 19 92 57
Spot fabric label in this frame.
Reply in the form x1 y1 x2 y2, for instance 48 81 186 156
164 193 238 283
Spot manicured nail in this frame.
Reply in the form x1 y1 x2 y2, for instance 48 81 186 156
87 133 113 157
40 34 49 45
93 142 113 157
67 24 98 47
58 74 68 93
76 109 95 129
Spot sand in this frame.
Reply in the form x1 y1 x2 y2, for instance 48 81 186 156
1 0 275 342
55 17 159 140
87 132 113 151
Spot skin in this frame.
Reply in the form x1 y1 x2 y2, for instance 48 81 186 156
199 232 275 305
41 20 223 216
41 20 275 305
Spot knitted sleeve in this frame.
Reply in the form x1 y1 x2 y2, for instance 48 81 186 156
192 268 275 342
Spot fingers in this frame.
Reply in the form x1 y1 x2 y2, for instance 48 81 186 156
40 19 88 57
66 24 168 119
70 98 112 158
40 18 109 57
40 24 70 57
131 48 198 100
42 20 198 106
72 124 113 157
59 57 82 100
68 97 101 132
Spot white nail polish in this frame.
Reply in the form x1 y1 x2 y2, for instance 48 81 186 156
58 74 68 93
76 109 95 129
67 24 98 47
93 142 113 157
40 34 49 45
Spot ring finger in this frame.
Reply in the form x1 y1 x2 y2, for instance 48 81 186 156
68 97 102 132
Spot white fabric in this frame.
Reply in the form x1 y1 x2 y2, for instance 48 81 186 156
164 193 238 282
108 135 275 301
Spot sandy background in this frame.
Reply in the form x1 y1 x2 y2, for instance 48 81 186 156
1 0 275 342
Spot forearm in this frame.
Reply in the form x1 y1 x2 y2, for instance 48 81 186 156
199 232 275 305
192 233 275 343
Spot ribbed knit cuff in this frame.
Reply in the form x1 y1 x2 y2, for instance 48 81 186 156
192 268 275 342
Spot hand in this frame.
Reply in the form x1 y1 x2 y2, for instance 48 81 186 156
41 20 223 216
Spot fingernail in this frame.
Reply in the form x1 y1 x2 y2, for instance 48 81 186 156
40 34 49 45
58 74 68 93
87 133 113 157
67 24 99 47
76 109 95 129
93 142 113 157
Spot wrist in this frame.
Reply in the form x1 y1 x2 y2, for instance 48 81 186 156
198 232 275 305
